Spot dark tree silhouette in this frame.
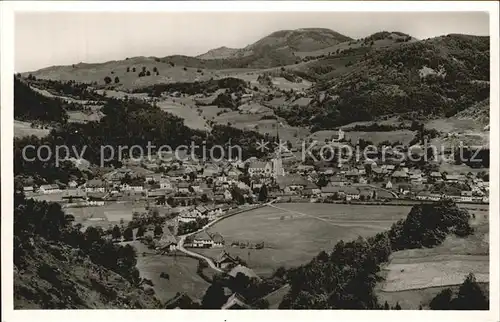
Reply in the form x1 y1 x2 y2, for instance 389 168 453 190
123 227 133 241
201 283 227 309
112 225 122 240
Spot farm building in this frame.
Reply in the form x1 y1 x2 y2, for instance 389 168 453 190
157 226 178 252
221 293 251 309
84 179 109 193
23 186 34 193
344 187 360 201
215 251 239 269
39 184 61 194
190 231 215 248
228 265 260 280
210 232 225 247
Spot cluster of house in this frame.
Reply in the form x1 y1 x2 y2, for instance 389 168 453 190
23 137 490 210
177 204 230 223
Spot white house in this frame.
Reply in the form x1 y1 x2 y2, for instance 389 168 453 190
248 161 273 177
159 178 172 190
85 179 107 193
344 188 360 201
23 186 34 193
39 184 61 194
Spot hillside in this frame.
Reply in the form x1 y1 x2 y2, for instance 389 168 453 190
197 28 351 61
276 34 489 130
20 30 489 132
455 98 490 126
24 28 352 87
13 190 162 309
14 237 161 309
197 46 240 60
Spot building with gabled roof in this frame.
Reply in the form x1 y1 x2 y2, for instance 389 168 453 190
221 293 251 309
215 250 239 269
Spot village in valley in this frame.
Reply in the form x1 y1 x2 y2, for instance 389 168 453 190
12 11 492 311
24 124 489 267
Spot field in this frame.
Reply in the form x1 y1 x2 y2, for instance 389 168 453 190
308 130 416 145
157 98 209 130
376 205 489 308
125 241 209 303
65 201 149 230
196 203 412 277
14 120 51 138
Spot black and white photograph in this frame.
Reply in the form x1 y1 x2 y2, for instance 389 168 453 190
1 1 499 320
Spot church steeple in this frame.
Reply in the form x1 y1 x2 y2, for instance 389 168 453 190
275 123 280 145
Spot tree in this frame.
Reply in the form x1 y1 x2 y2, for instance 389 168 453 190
104 76 112 84
136 226 145 239
394 302 401 310
201 283 227 309
132 67 136 72
383 301 390 310
123 227 133 241
429 288 452 310
146 71 151 76
317 174 329 188
126 67 130 72
258 184 268 202
111 225 122 241
452 273 488 310
153 67 158 73
114 76 120 84
154 225 163 237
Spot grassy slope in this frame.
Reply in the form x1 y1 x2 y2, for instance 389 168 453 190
14 237 161 309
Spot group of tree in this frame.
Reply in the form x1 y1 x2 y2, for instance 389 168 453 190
177 217 209 235
136 77 247 97
14 77 69 124
429 273 488 310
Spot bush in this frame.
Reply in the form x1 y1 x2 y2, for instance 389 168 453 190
104 76 112 84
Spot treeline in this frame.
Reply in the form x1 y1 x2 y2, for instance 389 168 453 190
14 77 69 124
23 76 105 101
133 77 247 97
278 200 474 309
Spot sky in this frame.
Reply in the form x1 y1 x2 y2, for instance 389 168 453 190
15 11 489 72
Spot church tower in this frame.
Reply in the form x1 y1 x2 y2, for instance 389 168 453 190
273 123 285 178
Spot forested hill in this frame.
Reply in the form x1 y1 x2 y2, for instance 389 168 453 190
14 77 69 124
278 34 490 130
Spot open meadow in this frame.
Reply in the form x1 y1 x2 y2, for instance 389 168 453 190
308 129 417 145
64 201 149 230
125 241 210 303
196 203 412 277
14 120 51 138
